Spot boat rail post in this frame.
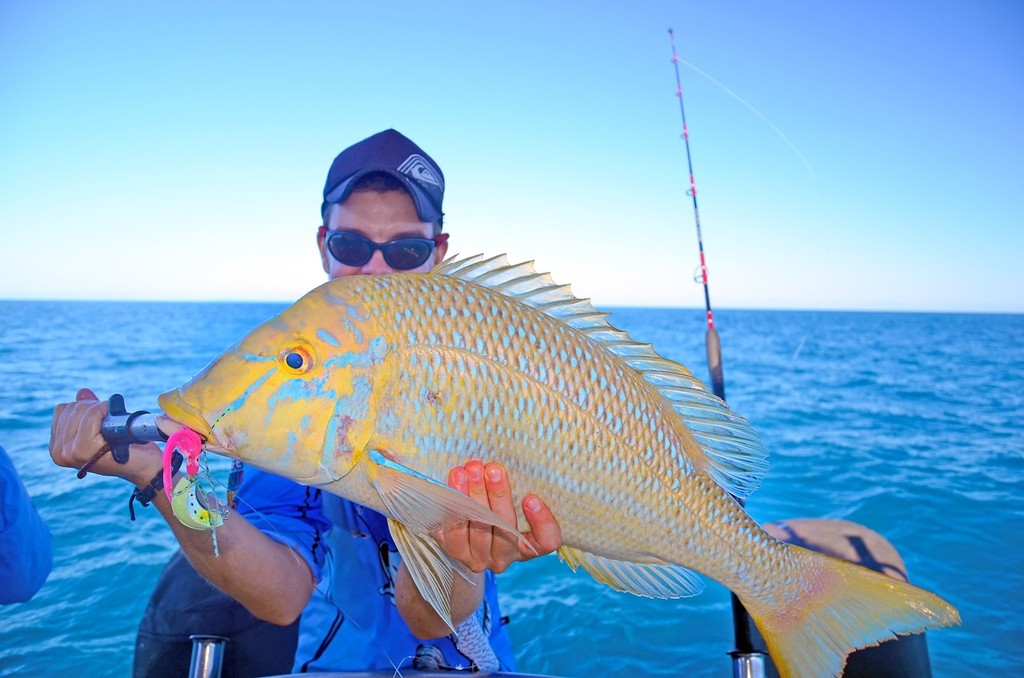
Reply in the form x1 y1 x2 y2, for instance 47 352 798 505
730 650 767 678
188 634 228 678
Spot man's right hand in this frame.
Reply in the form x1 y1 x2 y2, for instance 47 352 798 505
49 388 163 486
50 389 316 625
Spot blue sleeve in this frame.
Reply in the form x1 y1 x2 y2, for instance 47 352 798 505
0 446 53 605
230 463 331 582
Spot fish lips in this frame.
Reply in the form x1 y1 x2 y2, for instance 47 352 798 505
157 389 221 451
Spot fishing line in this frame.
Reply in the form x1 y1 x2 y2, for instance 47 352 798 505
790 331 809 366
677 57 816 180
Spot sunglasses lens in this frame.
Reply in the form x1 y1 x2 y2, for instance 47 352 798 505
327 232 374 267
382 240 433 270
326 231 434 270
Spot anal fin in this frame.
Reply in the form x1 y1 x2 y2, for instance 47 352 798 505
557 546 704 598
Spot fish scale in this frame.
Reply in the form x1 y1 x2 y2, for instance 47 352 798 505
159 254 959 678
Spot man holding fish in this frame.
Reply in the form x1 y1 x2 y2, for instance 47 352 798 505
50 129 959 678
49 129 562 673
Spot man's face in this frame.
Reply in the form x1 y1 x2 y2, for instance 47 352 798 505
318 189 447 280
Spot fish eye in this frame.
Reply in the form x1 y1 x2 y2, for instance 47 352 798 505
280 345 314 374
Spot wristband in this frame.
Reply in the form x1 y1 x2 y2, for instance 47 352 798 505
128 452 183 521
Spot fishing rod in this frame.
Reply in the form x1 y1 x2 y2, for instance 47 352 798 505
668 28 766 678
669 28 725 403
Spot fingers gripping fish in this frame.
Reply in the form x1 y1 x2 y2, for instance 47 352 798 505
158 254 959 678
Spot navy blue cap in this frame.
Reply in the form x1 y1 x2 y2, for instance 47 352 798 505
321 129 445 223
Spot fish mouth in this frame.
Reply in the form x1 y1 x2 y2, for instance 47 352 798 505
157 389 216 445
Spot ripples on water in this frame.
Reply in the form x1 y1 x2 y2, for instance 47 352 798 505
1 301 1021 675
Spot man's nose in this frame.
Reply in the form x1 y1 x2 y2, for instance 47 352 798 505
360 250 393 275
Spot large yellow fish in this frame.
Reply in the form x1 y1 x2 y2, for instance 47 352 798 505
158 255 959 678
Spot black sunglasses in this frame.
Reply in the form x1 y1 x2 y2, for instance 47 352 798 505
319 227 448 270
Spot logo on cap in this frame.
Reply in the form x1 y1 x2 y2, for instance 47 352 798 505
398 155 444 191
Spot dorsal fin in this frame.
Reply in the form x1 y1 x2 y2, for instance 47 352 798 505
431 255 768 497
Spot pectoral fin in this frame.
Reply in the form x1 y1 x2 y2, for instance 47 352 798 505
387 518 465 635
363 450 531 632
365 450 526 539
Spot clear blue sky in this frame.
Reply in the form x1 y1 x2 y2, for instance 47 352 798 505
2 1 1021 312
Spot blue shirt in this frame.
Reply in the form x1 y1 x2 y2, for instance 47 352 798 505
230 463 515 673
0 445 53 605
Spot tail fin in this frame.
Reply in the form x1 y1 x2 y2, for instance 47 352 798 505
745 546 960 678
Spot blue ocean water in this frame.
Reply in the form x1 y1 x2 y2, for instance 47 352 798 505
0 300 1021 676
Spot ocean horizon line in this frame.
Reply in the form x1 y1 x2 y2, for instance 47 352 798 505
1 297 1020 316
